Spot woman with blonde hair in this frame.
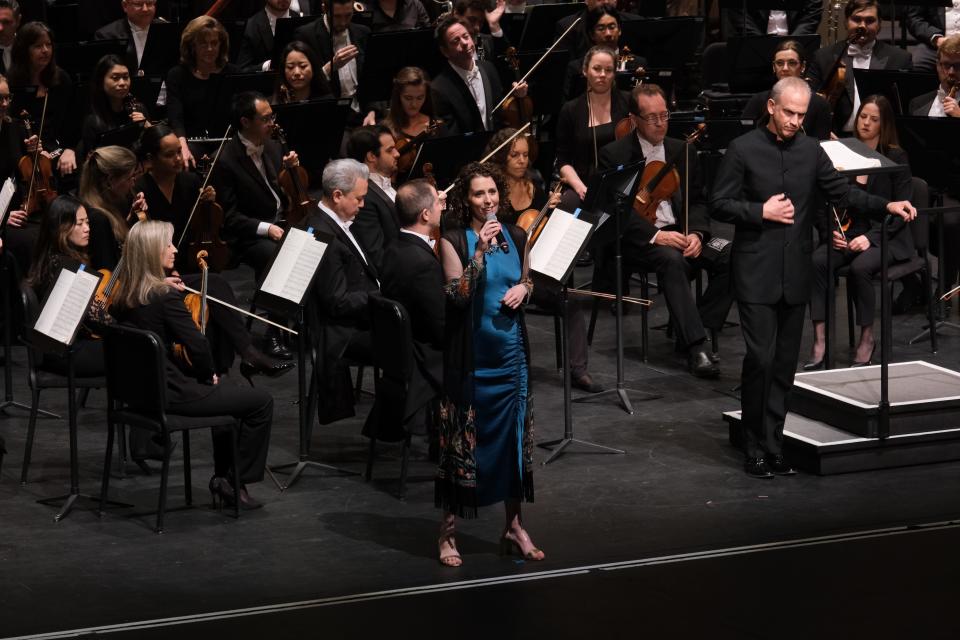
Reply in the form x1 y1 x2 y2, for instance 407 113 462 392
110 220 276 509
79 145 147 269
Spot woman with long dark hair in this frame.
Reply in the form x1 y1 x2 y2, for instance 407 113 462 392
76 54 149 163
272 40 332 104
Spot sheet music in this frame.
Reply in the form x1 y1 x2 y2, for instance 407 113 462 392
0 177 15 227
260 227 328 304
820 140 881 171
33 268 100 345
529 209 593 282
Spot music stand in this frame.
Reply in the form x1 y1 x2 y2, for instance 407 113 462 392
139 21 185 78
97 122 146 150
513 48 570 118
356 28 439 105
131 75 166 112
718 0 808 36
501 12 528 46
407 131 494 188
273 98 352 177
209 72 280 133
852 70 939 115
518 3 584 52
270 16 320 70
57 39 130 80
619 17 705 70
724 34 821 93
577 162 662 414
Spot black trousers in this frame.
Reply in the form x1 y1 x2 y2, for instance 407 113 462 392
531 279 590 378
811 244 887 326
738 299 806 459
234 236 287 327
931 208 960 294
170 384 274 484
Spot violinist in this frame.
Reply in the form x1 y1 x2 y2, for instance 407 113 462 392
76 55 150 164
210 91 296 358
484 127 557 225
164 15 240 169
109 220 277 511
0 73 37 273
555 45 630 212
805 95 913 369
7 21 77 177
807 0 911 134
740 40 832 141
562 7 647 103
382 66 443 145
598 84 731 379
345 125 399 270
271 40 333 103
908 34 960 118
725 0 822 37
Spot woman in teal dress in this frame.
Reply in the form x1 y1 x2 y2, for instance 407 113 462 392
435 161 544 567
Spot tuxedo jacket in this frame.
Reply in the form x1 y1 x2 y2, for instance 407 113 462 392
598 134 711 244
94 18 166 77
293 20 370 98
380 232 444 417
808 40 913 131
211 136 288 248
430 61 504 135
904 6 946 46
909 89 939 117
350 180 399 271
236 7 311 71
726 0 822 36
553 10 640 61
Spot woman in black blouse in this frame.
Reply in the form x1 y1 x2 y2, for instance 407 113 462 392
165 15 239 170
0 73 37 274
76 55 150 164
484 127 559 225
272 41 332 104
555 46 631 212
110 220 275 509
562 7 647 103
7 22 77 178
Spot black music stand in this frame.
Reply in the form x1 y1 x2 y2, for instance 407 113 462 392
209 72 280 133
719 0 808 37
131 75 166 112
619 17 705 70
270 16 320 70
255 228 350 491
853 70 939 115
356 28 439 105
895 116 960 344
139 21 186 78
97 122 146 150
407 131 494 187
513 48 571 119
725 34 821 93
576 162 662 414
273 98 352 177
57 39 130 80
501 12 528 46
518 3 584 52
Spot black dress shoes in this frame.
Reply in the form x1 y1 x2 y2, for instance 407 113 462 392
802 358 824 371
572 373 604 393
767 454 797 475
688 349 720 378
744 457 774 478
263 335 293 360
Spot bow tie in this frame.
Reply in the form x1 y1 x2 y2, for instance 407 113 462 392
246 144 264 159
847 42 874 59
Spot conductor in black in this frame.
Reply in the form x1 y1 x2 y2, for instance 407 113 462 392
710 77 917 479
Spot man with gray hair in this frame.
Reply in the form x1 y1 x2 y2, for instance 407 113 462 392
711 75 917 479
307 158 380 423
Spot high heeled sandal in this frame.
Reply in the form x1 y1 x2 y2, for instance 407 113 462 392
438 520 462 567
500 530 545 561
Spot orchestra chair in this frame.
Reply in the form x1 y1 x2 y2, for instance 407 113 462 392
18 285 103 486
98 324 242 533
363 294 414 500
700 42 729 90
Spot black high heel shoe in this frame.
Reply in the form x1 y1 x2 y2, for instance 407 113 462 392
850 343 877 368
209 475 263 510
239 347 295 386
802 358 824 371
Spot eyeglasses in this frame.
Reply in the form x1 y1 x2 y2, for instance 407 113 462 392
939 60 960 72
773 59 801 68
637 112 670 124
256 113 277 123
0 94 12 103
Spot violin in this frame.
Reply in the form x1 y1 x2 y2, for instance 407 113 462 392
182 250 211 335
17 108 58 217
516 181 563 246
500 47 535 130
396 119 441 177
818 26 866 109
632 124 706 225
271 123 316 229
178 127 231 272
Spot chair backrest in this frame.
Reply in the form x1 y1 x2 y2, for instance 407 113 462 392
368 293 413 383
101 323 167 415
700 42 728 90
910 176 930 254
18 283 43 372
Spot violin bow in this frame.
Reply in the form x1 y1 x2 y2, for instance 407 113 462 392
25 95 50 214
440 122 531 196
176 125 232 249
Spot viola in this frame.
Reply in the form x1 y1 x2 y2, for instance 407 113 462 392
17 107 58 217
272 123 316 229
395 119 441 177
500 47 535 130
632 124 706 225
818 27 866 109
516 181 563 246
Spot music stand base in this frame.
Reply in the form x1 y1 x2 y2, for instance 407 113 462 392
572 385 661 414
38 492 131 522
0 400 57 417
537 437 626 465
267 458 358 491
909 320 960 346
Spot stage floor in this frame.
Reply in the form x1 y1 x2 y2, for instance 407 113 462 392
2 265 960 638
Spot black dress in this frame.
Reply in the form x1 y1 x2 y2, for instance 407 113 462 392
164 63 241 139
76 104 149 163
10 68 77 154
136 171 204 249
555 91 631 199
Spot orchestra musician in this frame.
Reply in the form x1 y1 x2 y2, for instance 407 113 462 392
237 0 311 72
452 0 510 63
0 1 21 75
345 125 400 270
272 40 333 103
164 15 240 169
903 3 959 73
556 45 631 212
0 72 37 274
909 33 960 118
93 0 166 78
382 66 441 143
369 0 431 32
76 55 150 164
805 95 913 370
599 84 731 378
553 0 639 62
710 77 917 479
806 0 912 135
725 0 822 36
436 161 542 567
110 220 276 510
304 159 380 423
430 15 527 136
562 6 647 103
740 40 833 141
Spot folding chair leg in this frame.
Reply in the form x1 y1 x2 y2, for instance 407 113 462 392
182 431 192 506
398 432 411 501
846 288 855 349
156 431 172 534
20 388 41 485
365 435 377 482
99 423 115 517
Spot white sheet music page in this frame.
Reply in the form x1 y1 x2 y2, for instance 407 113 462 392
820 140 881 171
33 268 100 345
0 177 16 226
529 209 593 282
260 227 328 304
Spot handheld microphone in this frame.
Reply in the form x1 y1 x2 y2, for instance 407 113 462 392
485 211 509 254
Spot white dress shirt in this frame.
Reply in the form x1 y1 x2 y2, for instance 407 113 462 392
239 133 283 235
843 41 874 132
331 28 360 111
947 0 960 37
401 228 436 250
369 172 396 202
766 10 789 35
637 134 676 241
449 60 488 130
266 7 291 34
929 86 949 117
128 21 149 67
319 200 371 267
0 46 11 72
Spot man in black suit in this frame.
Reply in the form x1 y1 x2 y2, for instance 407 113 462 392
904 4 958 73
431 14 526 135
211 91 298 356
94 0 168 77
346 125 401 270
908 34 960 118
306 159 380 422
807 0 912 135
0 1 19 75
377 179 444 438
711 77 916 478
237 0 311 71
726 0 822 37
453 0 510 63
553 0 639 61
599 84 732 379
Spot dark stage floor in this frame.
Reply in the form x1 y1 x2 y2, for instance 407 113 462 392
2 266 960 639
